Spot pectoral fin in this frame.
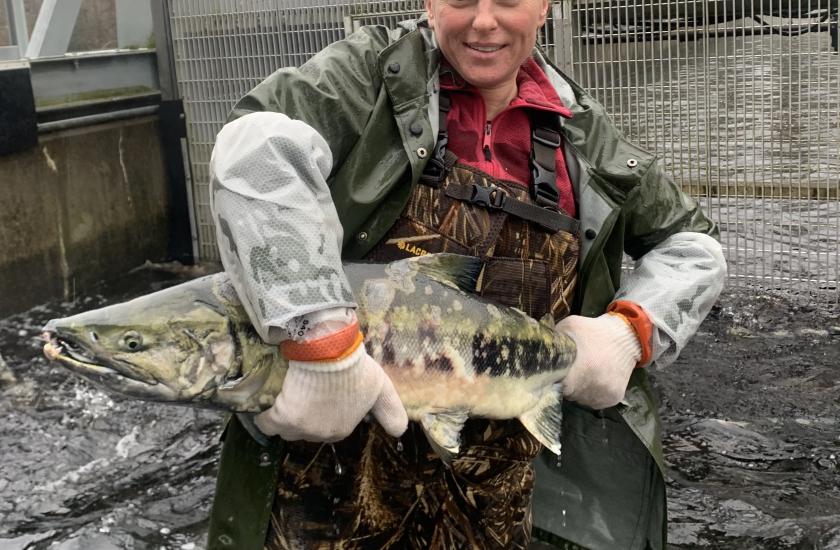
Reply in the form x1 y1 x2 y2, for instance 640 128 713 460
518 384 564 455
420 409 470 464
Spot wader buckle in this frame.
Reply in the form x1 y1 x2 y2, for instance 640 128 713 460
530 126 562 211
469 184 506 209
424 157 446 180
531 168 560 210
532 126 562 149
420 134 450 186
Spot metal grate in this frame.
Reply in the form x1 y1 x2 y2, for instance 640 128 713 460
568 0 839 300
170 0 281 260
167 0 839 301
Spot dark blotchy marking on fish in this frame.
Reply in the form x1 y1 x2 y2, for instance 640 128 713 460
380 337 396 366
426 353 454 373
472 335 548 377
418 321 437 345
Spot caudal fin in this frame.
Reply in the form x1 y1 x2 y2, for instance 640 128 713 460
518 384 564 455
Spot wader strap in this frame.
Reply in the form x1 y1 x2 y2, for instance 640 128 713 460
419 93 452 187
530 111 563 211
452 172 509 257
421 94 571 224
445 182 580 235
479 210 509 258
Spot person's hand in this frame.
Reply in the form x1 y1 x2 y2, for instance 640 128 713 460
554 313 642 410
254 343 408 442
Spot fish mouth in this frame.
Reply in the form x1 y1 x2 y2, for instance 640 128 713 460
42 332 157 386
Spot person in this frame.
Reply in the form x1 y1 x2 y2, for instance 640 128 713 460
206 0 726 548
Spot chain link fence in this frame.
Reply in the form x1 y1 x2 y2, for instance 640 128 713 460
167 0 839 301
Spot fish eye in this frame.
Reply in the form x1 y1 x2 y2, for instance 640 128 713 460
121 331 144 352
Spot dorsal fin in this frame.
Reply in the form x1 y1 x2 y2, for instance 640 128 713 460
404 253 483 293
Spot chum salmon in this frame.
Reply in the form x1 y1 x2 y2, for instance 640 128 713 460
43 254 575 459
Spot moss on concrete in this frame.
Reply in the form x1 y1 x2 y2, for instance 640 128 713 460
35 86 157 110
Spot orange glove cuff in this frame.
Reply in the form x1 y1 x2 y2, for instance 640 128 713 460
607 300 654 366
280 320 364 362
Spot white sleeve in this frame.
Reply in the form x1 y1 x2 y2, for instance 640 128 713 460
209 111 356 344
615 232 727 367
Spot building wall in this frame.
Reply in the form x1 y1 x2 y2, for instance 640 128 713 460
0 116 171 316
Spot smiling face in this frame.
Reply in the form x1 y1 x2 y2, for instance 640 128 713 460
426 0 548 94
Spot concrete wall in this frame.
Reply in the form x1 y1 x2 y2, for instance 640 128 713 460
0 116 171 316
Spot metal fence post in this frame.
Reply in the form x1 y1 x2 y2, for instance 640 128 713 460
151 0 197 264
551 0 574 75
151 0 178 102
5 0 28 55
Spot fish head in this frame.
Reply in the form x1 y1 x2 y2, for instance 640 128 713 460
42 276 239 405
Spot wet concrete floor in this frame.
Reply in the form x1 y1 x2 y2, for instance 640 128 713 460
0 271 837 549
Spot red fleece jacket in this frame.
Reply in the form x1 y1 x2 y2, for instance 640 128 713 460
440 57 576 217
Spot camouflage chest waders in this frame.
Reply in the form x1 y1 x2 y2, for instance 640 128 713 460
264 101 581 550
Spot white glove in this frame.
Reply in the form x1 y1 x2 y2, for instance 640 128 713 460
554 313 642 410
254 344 408 442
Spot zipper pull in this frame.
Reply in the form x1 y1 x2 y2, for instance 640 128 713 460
483 121 492 161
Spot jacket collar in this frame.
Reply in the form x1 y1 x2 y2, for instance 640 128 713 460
438 57 572 119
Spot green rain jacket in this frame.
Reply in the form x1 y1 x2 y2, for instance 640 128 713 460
206 18 725 550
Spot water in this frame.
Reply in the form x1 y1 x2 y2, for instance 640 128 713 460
657 288 840 548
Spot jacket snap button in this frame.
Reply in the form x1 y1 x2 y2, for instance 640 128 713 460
626 158 638 168
388 62 401 74
258 452 271 466
585 229 597 239
409 122 423 136
358 231 369 241
416 147 428 159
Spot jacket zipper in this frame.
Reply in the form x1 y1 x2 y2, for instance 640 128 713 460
483 121 492 161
